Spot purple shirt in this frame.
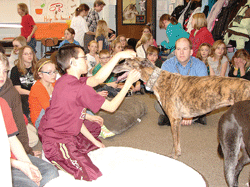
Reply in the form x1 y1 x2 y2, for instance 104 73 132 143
38 74 105 143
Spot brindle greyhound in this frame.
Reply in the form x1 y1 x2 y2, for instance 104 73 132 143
113 57 250 159
218 100 250 187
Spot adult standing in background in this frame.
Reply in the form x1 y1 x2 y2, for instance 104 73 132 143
84 0 106 53
71 4 95 48
17 3 37 53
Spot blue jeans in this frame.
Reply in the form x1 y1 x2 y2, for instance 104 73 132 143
28 38 37 53
12 154 59 187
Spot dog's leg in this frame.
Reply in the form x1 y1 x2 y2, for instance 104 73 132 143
222 129 241 187
169 117 182 159
233 139 250 187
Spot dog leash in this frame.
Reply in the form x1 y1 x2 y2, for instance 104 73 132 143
145 67 162 91
175 58 193 76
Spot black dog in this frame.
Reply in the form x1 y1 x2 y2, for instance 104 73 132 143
218 100 250 187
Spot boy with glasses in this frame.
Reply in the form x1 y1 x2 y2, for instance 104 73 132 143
38 44 140 181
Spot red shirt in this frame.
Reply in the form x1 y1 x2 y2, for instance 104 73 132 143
189 27 214 57
0 97 18 159
21 14 36 38
38 74 105 143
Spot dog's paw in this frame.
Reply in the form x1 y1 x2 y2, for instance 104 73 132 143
168 150 181 159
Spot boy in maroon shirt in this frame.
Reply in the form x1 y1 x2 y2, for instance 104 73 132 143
38 44 140 181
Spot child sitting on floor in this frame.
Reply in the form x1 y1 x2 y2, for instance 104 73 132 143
196 43 214 75
92 49 121 97
146 46 162 68
86 40 99 77
38 43 140 181
116 34 127 50
110 39 123 56
136 33 154 58
9 36 27 72
59 28 80 48
29 59 57 129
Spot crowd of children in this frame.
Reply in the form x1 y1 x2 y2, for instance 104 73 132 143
3 0 250 186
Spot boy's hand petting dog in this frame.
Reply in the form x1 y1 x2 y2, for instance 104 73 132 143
116 50 136 60
97 90 108 98
126 69 141 85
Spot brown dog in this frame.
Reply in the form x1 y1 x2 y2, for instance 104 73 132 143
218 100 250 187
113 58 250 159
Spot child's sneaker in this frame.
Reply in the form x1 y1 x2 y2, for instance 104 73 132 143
99 125 115 139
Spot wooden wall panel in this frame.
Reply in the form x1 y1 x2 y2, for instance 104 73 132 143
116 0 154 40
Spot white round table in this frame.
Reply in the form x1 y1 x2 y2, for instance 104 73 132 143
45 147 207 187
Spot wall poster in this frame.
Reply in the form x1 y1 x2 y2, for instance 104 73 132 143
30 0 78 22
122 0 147 25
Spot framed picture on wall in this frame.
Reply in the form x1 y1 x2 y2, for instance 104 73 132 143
122 0 147 25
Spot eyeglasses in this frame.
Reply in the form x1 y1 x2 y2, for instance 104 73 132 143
41 70 58 75
76 56 87 61
23 53 33 56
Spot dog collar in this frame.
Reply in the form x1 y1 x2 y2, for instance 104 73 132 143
145 67 162 91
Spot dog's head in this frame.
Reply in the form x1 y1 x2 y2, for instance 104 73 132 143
114 57 154 73
113 57 155 82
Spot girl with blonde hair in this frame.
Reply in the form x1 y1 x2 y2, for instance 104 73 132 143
196 43 214 75
95 20 115 52
110 39 122 56
142 25 157 47
228 49 250 80
136 33 153 58
189 13 214 57
207 40 229 76
10 45 37 123
9 36 27 71
86 40 99 77
116 35 127 50
10 45 37 95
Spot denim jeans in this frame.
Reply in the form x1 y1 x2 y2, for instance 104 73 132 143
27 38 37 53
12 154 59 187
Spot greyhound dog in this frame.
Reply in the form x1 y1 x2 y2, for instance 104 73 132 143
113 57 250 159
218 100 250 187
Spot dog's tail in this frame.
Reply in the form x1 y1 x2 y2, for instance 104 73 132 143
217 143 224 158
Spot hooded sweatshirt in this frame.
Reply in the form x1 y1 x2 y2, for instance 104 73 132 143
0 78 33 155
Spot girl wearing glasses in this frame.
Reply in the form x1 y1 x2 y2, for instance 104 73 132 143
29 59 57 128
10 45 37 122
10 45 37 95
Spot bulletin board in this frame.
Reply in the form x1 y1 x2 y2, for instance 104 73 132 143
0 0 79 23
30 0 79 23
